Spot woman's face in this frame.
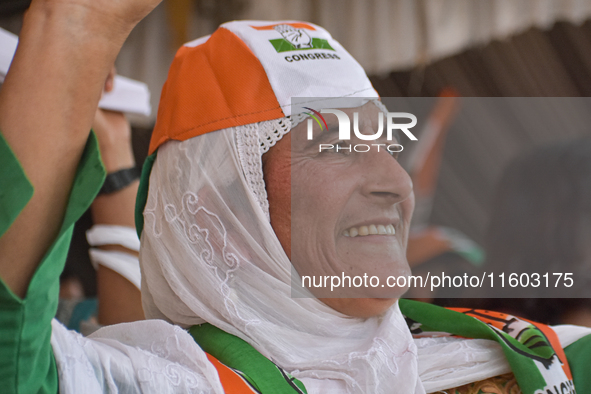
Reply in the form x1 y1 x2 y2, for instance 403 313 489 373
263 102 415 318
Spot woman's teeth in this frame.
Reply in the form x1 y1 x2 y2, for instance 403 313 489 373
342 224 396 237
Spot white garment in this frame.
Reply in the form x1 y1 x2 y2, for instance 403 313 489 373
88 249 142 290
87 225 141 252
87 225 142 289
51 318 591 393
51 319 223 394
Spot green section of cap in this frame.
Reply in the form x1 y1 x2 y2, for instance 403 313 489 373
269 38 334 53
135 151 157 238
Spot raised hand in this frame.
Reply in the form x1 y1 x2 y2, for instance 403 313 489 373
0 0 162 297
93 68 136 174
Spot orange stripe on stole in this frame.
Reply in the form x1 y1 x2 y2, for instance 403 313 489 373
206 353 260 393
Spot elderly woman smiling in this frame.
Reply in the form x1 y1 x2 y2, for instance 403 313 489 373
137 21 422 392
267 102 415 315
2 14 591 394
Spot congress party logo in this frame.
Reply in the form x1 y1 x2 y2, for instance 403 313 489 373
251 23 335 53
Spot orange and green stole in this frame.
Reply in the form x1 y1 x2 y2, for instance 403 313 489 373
400 299 581 394
189 324 307 394
189 300 589 394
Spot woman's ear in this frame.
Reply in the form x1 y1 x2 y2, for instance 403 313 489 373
262 135 292 259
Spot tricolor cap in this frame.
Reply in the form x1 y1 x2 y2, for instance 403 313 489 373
136 20 378 236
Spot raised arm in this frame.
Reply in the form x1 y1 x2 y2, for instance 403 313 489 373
90 94 144 324
0 0 161 298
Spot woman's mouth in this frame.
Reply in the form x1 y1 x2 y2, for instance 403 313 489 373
342 224 396 237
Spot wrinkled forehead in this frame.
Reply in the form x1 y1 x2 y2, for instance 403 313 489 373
289 101 388 146
265 100 390 157
260 101 389 198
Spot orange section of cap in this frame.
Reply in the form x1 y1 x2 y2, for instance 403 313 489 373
250 23 316 31
149 27 285 154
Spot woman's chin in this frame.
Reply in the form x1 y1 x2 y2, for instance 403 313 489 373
319 297 399 318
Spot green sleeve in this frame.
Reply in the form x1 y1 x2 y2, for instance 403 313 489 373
0 131 105 394
565 333 591 392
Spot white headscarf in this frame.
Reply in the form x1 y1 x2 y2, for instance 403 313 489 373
139 112 425 394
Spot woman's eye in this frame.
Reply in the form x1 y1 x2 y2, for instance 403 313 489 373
324 141 351 155
318 141 401 159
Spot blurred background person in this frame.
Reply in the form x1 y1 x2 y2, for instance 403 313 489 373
56 69 144 334
482 138 591 326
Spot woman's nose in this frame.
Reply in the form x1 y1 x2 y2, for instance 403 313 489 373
359 148 413 205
